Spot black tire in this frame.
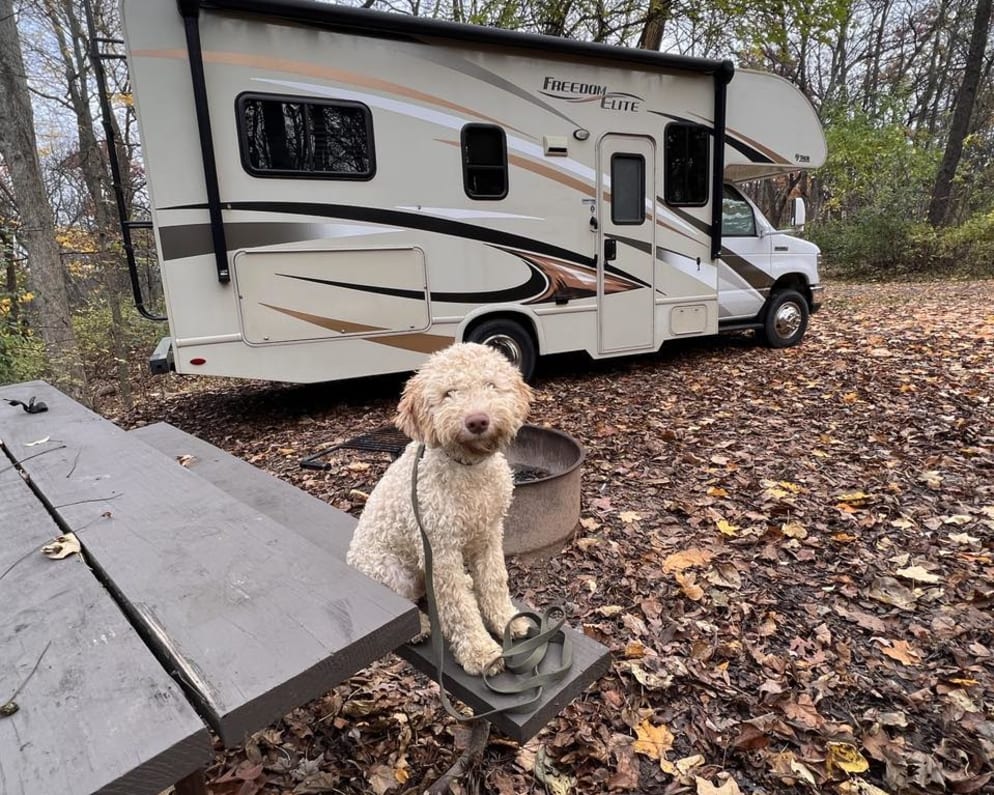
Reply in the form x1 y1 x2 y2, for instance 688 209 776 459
466 318 537 381
761 289 809 348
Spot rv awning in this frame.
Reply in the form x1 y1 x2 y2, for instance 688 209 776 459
188 0 735 78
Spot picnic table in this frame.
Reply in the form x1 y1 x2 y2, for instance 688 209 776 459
1 380 609 794
0 380 419 794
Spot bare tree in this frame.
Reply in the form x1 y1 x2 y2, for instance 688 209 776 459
42 0 133 406
928 0 992 226
0 0 87 396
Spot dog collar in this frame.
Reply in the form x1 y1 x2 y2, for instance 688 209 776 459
420 444 486 467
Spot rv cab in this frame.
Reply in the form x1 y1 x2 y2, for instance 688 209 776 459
719 184 823 348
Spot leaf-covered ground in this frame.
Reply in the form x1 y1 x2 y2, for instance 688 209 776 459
123 280 994 795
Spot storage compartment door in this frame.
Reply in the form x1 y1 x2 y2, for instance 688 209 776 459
234 247 429 344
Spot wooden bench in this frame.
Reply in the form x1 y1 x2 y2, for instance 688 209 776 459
0 381 419 794
131 421 611 743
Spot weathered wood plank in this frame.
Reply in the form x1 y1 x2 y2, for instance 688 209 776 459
128 421 612 742
0 381 420 748
130 422 355 559
0 445 212 795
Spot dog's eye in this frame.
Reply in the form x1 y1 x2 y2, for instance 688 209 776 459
443 390 456 400
486 382 496 390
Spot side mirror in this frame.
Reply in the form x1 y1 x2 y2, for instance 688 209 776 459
791 197 807 229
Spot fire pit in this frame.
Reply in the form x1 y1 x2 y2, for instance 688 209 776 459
504 425 584 560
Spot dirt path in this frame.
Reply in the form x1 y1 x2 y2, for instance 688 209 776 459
126 280 994 794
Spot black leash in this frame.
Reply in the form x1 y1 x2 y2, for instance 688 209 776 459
410 443 573 720
4 396 48 414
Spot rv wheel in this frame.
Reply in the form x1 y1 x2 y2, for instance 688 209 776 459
761 289 809 348
467 319 536 381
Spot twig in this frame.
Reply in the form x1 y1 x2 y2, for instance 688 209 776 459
54 493 121 509
0 547 37 583
1 640 53 716
424 718 490 794
65 448 82 478
0 444 68 476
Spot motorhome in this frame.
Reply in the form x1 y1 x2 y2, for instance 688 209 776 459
111 0 827 382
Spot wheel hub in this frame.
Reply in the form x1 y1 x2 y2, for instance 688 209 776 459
483 334 522 366
774 303 802 338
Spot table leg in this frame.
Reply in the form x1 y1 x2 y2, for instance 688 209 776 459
174 768 208 795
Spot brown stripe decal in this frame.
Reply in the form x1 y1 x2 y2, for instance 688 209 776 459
134 48 516 131
434 139 596 198
259 304 452 353
718 249 775 290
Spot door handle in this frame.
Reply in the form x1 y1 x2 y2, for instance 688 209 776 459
604 237 617 262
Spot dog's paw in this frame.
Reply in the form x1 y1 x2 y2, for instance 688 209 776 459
457 641 504 676
508 615 533 639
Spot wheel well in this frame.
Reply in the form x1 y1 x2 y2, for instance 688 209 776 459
462 312 539 352
771 274 812 308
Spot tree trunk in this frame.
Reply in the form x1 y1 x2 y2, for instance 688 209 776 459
45 0 133 408
0 0 88 398
2 227 17 323
927 0 993 227
637 0 671 50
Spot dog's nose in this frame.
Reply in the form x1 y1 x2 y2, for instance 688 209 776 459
464 413 490 435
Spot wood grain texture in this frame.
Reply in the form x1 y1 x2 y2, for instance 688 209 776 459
0 381 419 748
130 422 355 559
0 442 211 795
127 421 612 742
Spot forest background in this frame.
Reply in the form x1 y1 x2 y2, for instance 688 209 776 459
0 0 992 405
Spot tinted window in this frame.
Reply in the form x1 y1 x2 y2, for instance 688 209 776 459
238 94 374 179
462 125 508 199
611 154 646 224
664 123 709 205
722 184 757 236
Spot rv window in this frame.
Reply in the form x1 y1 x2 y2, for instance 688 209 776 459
610 154 646 225
238 94 374 179
664 124 709 206
461 125 508 199
721 184 757 236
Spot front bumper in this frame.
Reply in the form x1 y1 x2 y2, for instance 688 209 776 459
810 284 826 314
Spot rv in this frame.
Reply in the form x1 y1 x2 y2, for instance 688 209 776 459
112 0 827 382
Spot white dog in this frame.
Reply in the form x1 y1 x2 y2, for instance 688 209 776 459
346 343 532 675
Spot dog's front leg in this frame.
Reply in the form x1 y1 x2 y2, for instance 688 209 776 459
468 528 531 640
431 553 504 675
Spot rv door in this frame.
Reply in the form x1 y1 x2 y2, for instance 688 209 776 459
597 135 656 353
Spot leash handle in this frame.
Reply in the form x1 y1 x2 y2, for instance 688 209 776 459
410 443 573 720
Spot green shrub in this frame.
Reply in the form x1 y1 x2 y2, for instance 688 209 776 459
0 292 47 386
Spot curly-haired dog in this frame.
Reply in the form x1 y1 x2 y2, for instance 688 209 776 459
346 342 533 675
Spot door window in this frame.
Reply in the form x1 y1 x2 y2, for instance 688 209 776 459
610 154 646 224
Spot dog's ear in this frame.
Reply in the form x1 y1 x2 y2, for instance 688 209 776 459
395 378 423 441
512 377 534 426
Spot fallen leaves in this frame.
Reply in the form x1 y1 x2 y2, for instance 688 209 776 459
119 279 994 795
878 639 924 666
895 564 941 584
632 719 675 767
41 532 80 560
662 547 714 573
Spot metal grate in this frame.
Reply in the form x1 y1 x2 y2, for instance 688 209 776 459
299 426 409 470
338 426 410 455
